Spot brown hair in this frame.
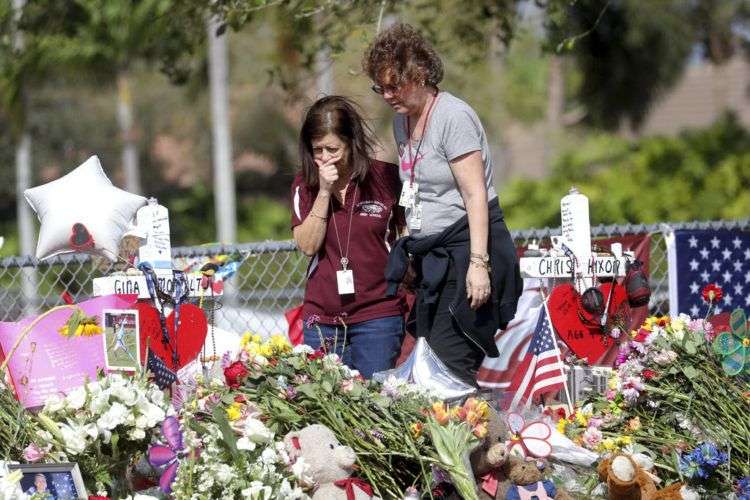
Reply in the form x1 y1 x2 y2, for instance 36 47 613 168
299 96 375 187
362 23 444 87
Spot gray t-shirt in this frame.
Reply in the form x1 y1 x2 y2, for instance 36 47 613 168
394 91 497 238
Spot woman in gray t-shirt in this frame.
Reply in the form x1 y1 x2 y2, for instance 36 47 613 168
363 23 517 386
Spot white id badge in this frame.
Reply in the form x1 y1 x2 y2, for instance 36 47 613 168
336 269 355 295
408 203 423 230
398 182 418 207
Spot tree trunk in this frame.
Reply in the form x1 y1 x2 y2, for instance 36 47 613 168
314 45 334 97
206 15 236 244
116 69 141 194
13 0 38 316
545 54 565 169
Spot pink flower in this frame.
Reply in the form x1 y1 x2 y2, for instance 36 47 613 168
341 379 354 392
23 443 47 462
609 327 622 339
588 417 604 429
605 389 617 401
582 427 603 449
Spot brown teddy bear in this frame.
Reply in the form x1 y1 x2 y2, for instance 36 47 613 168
284 424 381 500
505 454 572 500
470 407 512 499
597 453 683 500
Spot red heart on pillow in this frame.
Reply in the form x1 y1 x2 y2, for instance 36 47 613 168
135 302 208 371
547 283 629 364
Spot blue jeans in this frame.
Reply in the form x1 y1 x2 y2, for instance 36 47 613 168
302 315 404 379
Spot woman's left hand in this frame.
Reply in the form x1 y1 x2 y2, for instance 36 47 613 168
466 263 491 310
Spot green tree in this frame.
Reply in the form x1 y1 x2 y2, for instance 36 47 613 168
501 113 750 229
547 0 750 130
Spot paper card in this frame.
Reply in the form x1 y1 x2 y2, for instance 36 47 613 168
0 294 138 408
102 309 141 372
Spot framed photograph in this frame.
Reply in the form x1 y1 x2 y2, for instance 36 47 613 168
8 462 87 499
101 308 141 371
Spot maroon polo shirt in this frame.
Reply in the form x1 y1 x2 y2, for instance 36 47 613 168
291 159 405 325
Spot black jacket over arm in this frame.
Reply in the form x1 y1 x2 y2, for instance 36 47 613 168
385 198 523 358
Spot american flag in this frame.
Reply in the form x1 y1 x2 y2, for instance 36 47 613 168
477 280 542 389
504 307 567 410
668 229 750 317
148 350 177 389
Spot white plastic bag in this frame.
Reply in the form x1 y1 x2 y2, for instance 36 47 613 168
373 337 476 400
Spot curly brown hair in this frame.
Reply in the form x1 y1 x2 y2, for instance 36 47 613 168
362 23 444 87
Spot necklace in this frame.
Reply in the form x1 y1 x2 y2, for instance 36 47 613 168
330 182 359 271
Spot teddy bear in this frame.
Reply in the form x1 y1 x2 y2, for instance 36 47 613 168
284 424 381 500
505 454 572 500
598 453 683 500
470 407 512 499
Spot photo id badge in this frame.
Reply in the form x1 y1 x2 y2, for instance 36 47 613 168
408 203 423 230
336 269 355 295
398 182 418 208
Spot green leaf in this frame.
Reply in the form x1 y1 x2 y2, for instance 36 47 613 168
295 383 317 398
682 365 698 379
321 379 334 393
212 405 241 462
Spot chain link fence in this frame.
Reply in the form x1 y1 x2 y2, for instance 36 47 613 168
1 219 748 336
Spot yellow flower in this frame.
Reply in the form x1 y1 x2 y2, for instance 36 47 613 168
252 334 262 344
269 335 291 353
617 436 632 446
627 417 641 432
608 377 618 390
556 419 568 434
74 325 84 336
475 400 491 420
600 438 617 452
226 402 242 421
259 344 274 357
575 411 589 427
240 332 252 348
410 422 423 438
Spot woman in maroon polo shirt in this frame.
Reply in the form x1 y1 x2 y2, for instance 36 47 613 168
290 96 405 378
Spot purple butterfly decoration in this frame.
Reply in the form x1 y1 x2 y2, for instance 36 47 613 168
148 416 186 493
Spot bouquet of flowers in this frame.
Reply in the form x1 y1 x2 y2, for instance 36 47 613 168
422 398 490 500
577 295 750 496
219 334 441 498
165 395 309 499
28 372 169 496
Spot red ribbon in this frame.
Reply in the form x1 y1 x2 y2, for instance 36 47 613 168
333 477 373 500
480 469 504 497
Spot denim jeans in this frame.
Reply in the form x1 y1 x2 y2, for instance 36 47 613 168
302 315 404 379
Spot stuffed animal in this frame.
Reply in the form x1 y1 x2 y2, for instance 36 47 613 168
284 424 381 500
505 455 572 500
471 407 512 499
598 453 683 500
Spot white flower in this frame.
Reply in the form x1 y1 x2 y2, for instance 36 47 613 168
260 447 277 465
0 469 26 500
97 402 128 431
59 423 87 455
44 394 65 413
215 463 234 483
243 418 274 444
90 391 110 415
290 456 314 486
66 386 87 410
128 428 146 441
111 384 139 406
292 344 313 355
242 481 272 500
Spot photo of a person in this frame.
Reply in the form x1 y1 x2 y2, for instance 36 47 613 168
12 463 86 500
22 473 53 498
102 309 141 371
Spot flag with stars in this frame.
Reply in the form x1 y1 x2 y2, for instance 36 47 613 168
667 229 750 318
148 349 177 389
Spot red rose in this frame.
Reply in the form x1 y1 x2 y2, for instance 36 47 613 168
642 369 656 380
556 407 567 420
702 283 723 304
234 394 247 403
307 349 325 361
224 361 249 389
633 328 650 343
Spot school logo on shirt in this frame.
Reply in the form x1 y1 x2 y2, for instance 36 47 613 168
356 200 387 218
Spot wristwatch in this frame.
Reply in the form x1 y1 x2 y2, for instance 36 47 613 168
470 252 490 264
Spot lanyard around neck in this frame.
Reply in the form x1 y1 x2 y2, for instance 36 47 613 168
330 182 359 271
406 92 440 185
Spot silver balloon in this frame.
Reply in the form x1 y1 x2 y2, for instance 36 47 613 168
373 337 476 400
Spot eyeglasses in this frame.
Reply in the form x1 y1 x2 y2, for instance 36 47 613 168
371 83 400 95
